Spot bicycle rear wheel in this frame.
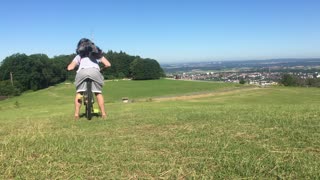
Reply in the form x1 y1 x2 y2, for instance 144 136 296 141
85 80 93 120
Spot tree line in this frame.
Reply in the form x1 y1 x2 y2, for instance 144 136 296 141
280 73 320 87
0 51 164 96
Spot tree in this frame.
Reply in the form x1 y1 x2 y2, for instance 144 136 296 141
103 50 136 79
280 74 298 86
239 78 246 84
51 54 75 82
0 80 20 96
130 58 145 80
0 53 29 91
102 50 163 80
27 54 51 90
0 53 72 92
130 58 162 80
117 72 126 79
0 50 164 96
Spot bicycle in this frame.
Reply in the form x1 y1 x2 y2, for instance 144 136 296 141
75 78 102 120
82 78 94 120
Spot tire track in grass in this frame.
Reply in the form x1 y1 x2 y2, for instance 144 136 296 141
153 86 261 102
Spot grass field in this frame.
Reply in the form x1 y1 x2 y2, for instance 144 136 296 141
0 79 319 179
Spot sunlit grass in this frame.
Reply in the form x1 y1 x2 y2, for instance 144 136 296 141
0 80 319 178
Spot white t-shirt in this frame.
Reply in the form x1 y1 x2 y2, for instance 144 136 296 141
73 55 101 73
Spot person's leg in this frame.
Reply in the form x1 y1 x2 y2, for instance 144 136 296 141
74 93 82 119
95 93 107 118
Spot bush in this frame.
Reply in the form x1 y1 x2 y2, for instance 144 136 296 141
239 78 246 84
0 80 21 96
281 74 298 86
106 75 115 80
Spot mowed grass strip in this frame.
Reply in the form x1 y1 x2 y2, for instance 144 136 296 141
0 80 319 178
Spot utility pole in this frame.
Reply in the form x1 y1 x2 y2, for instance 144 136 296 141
10 72 13 86
91 30 94 42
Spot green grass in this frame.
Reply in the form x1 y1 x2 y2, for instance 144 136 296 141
104 79 241 102
0 79 319 179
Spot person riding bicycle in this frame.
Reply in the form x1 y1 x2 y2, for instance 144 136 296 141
67 38 111 120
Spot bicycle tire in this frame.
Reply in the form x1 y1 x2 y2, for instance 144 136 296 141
86 80 93 120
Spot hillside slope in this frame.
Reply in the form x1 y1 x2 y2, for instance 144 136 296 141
0 80 319 179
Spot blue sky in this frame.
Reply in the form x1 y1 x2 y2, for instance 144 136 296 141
0 0 319 63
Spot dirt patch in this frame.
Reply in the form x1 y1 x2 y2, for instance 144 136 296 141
0 96 8 101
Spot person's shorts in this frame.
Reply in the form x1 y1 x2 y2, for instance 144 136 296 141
75 68 104 93
76 80 103 93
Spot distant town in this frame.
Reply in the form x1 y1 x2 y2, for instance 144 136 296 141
162 58 320 86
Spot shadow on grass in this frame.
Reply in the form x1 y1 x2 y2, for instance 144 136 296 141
79 113 101 120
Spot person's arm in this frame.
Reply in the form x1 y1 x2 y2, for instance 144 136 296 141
67 61 78 71
67 55 80 71
99 56 111 71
